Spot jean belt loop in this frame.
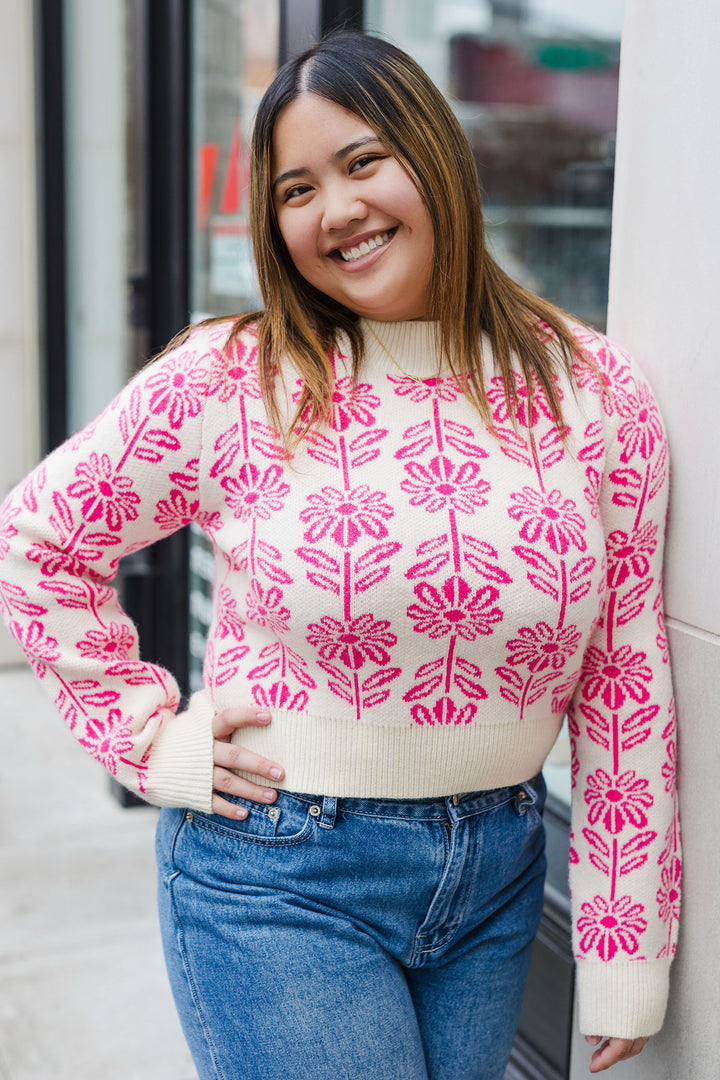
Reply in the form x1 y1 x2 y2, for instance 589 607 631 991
319 795 337 830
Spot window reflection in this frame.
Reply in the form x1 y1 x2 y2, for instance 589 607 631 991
365 0 621 331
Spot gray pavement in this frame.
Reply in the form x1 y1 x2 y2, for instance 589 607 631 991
0 667 198 1080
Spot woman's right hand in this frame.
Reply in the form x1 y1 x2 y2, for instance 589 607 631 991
211 708 284 819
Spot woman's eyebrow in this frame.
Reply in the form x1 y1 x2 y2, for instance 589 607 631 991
272 136 382 192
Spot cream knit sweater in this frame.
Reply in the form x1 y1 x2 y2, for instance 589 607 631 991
0 318 678 1037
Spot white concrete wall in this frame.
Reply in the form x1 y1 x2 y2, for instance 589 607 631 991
0 0 39 665
571 2 720 1075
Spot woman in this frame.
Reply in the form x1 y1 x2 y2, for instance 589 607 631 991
0 32 678 1080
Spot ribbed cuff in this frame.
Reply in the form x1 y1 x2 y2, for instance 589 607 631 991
576 959 671 1037
144 693 215 811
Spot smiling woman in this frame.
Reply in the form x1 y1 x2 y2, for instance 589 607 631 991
0 28 676 1080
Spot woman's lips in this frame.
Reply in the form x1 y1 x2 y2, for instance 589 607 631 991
329 227 397 269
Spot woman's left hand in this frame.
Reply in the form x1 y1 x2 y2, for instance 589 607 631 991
586 1035 649 1072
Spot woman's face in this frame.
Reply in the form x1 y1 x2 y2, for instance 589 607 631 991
271 93 435 322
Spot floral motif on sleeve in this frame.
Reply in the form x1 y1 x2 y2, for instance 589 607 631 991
567 334 679 969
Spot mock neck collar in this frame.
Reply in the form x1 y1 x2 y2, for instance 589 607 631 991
360 318 445 380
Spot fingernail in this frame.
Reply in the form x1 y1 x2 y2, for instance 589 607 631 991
263 788 276 802
235 808 248 819
256 712 271 723
269 767 283 779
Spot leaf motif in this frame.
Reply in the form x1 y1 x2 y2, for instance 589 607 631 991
287 652 316 689
610 466 643 490
349 429 387 468
539 426 565 468
527 574 559 601
1 581 46 616
52 492 75 533
395 423 433 460
214 423 240 453
513 545 558 579
355 565 391 593
248 658 280 680
403 658 444 701
303 432 339 468
361 667 401 692
209 443 241 478
119 411 130 444
75 533 122 562
570 556 596 583
463 551 513 585
496 665 524 690
621 704 658 750
617 578 653 625
144 429 182 452
296 546 340 574
317 661 352 687
129 384 142 426
354 541 401 575
582 827 610 875
406 553 450 579
39 579 88 610
256 558 293 585
104 662 157 685
499 686 520 705
454 661 487 700
307 572 340 596
578 420 604 461
526 671 556 705
81 689 121 707
619 831 657 875
133 447 163 464
569 580 592 603
442 421 488 460
649 442 668 501
249 421 285 460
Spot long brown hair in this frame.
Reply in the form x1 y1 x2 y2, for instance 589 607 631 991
181 32 586 445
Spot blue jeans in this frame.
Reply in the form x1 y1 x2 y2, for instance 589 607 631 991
156 776 547 1080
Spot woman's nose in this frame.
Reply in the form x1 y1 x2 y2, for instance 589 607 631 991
320 182 367 232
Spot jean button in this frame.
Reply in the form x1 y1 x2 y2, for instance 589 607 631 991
268 807 279 820
309 805 321 817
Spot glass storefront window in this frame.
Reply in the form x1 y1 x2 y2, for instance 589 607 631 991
190 0 280 322
365 0 621 332
188 0 280 691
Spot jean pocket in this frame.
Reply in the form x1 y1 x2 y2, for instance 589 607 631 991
190 791 318 847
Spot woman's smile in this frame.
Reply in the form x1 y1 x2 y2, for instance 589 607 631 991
272 94 434 321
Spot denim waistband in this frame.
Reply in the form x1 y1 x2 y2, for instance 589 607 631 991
273 774 545 823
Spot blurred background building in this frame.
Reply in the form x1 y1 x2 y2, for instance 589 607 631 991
0 1 717 1077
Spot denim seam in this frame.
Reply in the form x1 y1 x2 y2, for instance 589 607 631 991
191 810 316 847
167 866 227 1080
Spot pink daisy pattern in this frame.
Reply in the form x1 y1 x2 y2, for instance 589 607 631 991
298 354 400 718
0 331 225 790
394 370 511 725
566 330 679 969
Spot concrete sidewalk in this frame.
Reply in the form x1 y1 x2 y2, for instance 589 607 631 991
0 667 198 1080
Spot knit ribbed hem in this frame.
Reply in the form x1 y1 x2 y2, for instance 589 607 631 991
576 959 671 1038
216 695 564 798
144 698 215 811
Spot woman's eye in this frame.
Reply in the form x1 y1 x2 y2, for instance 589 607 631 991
349 154 381 174
284 184 312 202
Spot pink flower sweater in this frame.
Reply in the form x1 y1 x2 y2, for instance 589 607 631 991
0 318 678 1037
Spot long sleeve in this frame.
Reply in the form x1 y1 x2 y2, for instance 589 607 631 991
567 335 679 1037
0 330 219 810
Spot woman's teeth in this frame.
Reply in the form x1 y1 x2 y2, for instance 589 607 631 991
338 230 393 263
